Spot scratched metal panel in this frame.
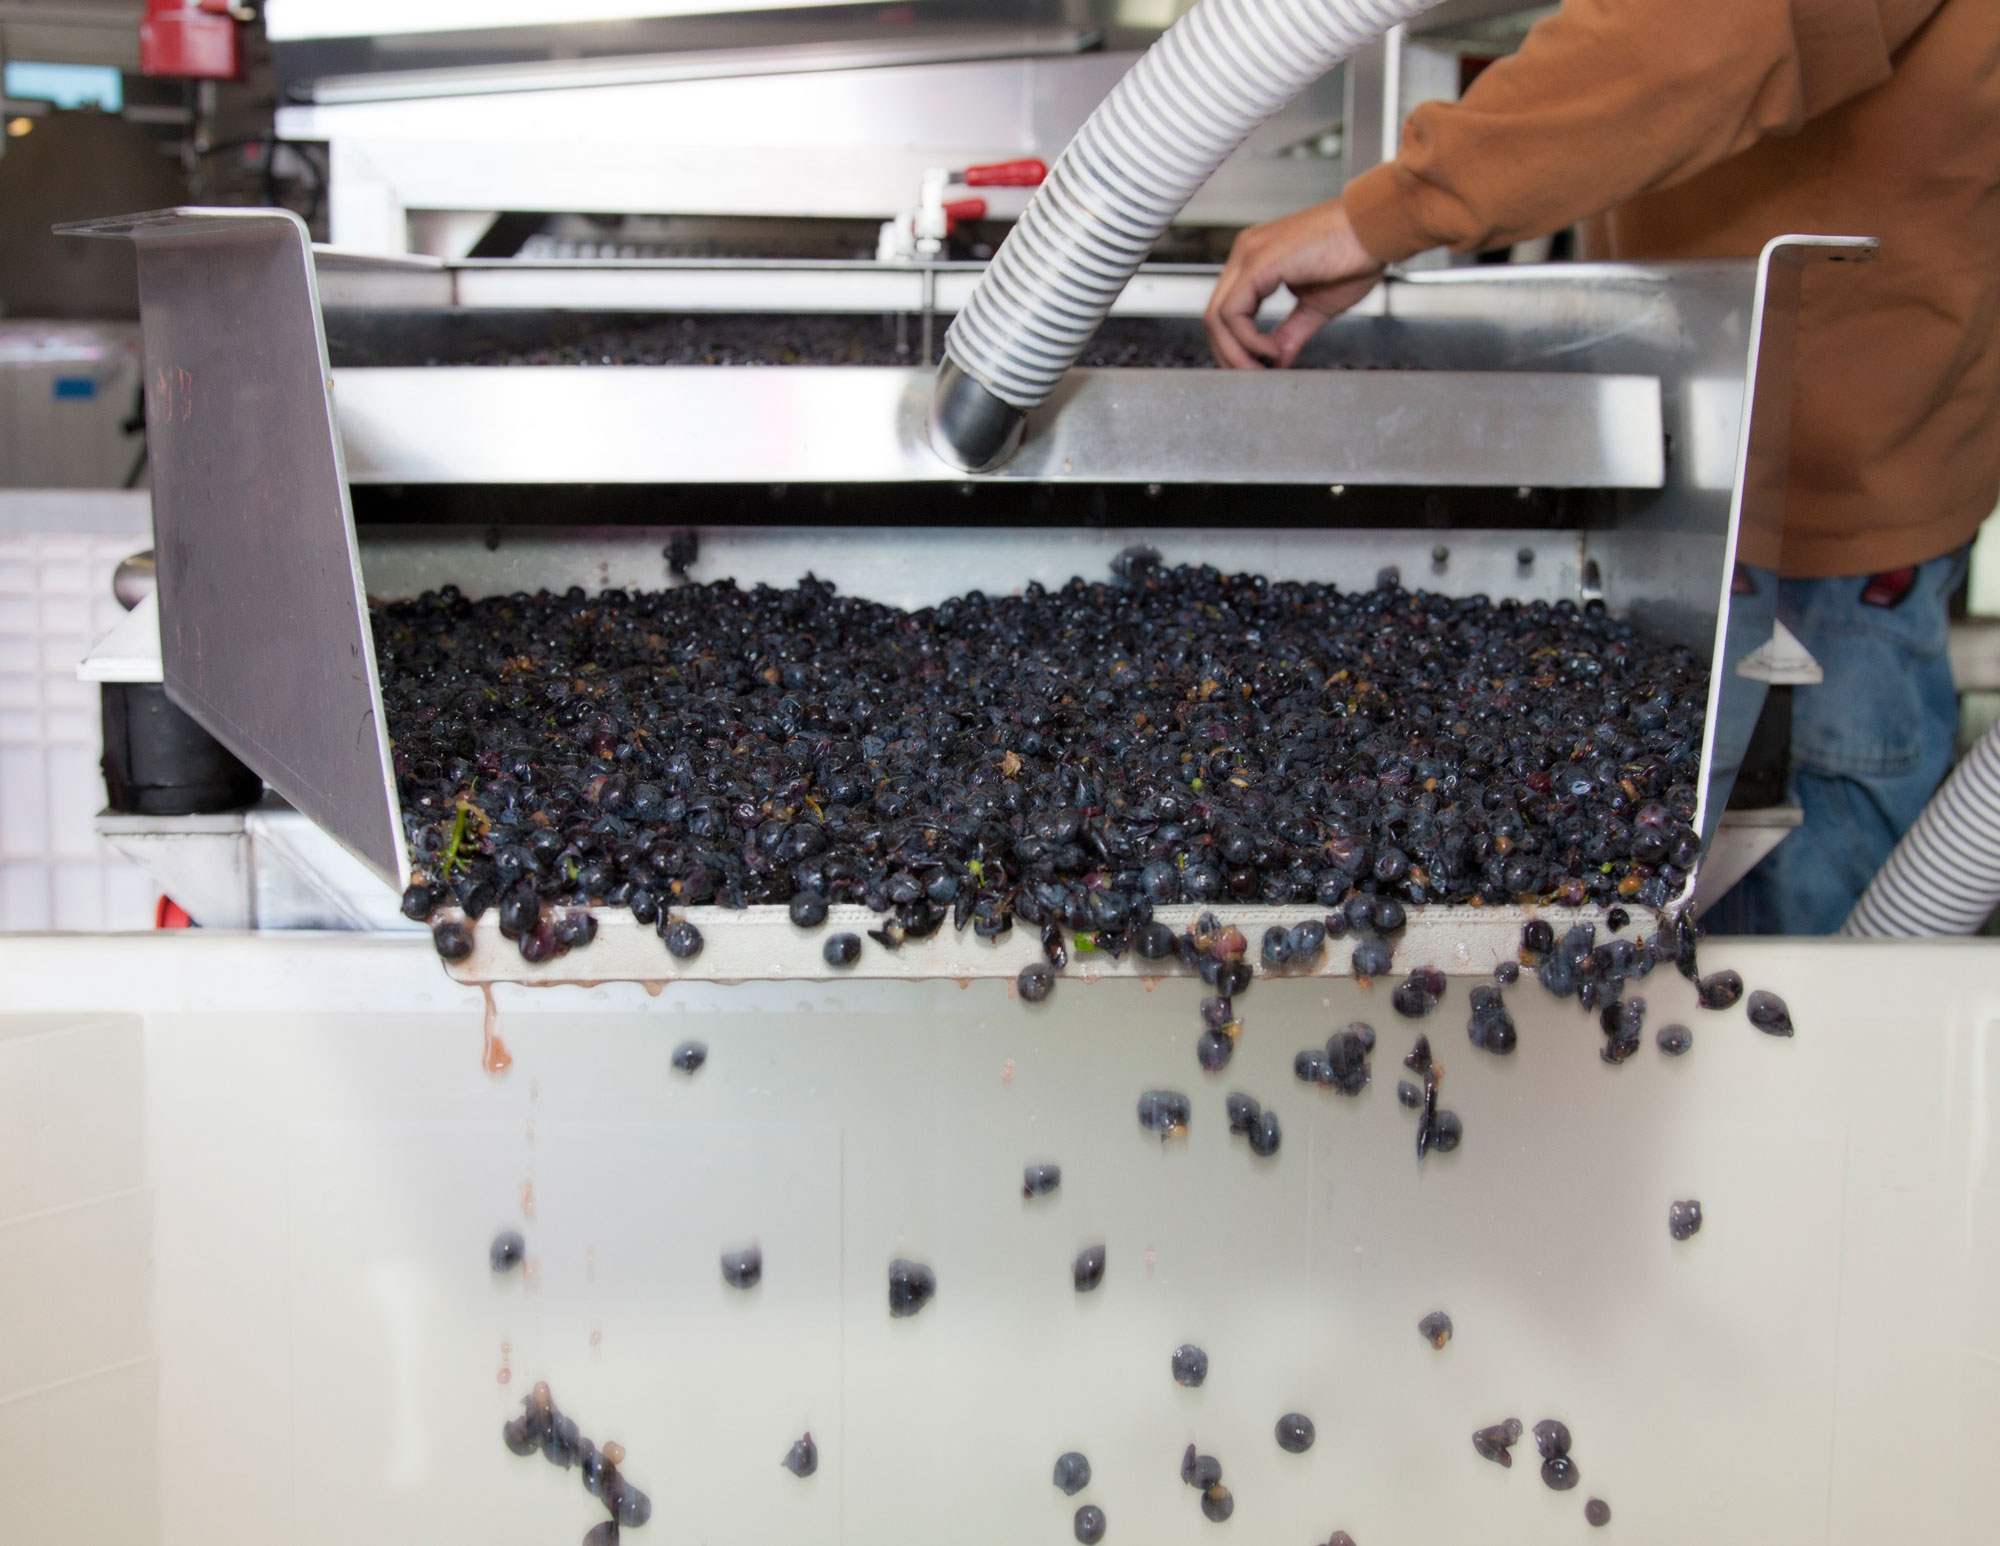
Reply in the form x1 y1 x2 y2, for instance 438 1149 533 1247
58 208 406 888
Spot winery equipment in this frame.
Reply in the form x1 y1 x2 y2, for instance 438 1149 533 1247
22 18 1991 1546
63 202 1871 981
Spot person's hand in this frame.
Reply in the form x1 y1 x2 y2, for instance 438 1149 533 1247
1204 199 1385 369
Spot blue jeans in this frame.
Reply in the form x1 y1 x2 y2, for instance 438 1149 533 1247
1707 549 1966 935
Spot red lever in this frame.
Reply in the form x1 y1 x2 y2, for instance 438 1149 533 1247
962 159 1047 188
943 198 988 232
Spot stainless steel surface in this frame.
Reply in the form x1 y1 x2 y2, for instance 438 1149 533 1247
1691 805 1804 916
356 524 1588 612
279 51 1346 252
312 254 1300 319
97 797 417 931
333 364 1664 487
96 213 1858 965
1687 235 1878 840
306 26 1100 105
56 208 408 890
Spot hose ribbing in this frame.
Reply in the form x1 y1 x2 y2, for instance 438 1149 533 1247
933 0 1440 467
1843 721 2000 936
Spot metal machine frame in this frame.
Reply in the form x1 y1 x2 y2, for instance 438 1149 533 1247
63 206 1874 982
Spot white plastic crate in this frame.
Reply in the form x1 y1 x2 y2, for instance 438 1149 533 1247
0 516 160 931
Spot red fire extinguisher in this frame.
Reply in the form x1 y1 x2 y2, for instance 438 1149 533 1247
140 0 242 81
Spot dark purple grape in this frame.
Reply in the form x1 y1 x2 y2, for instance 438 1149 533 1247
1606 906 1631 932
1196 1030 1234 1072
1542 1455 1580 1491
1391 973 1440 1018
721 1245 762 1288
502 1416 537 1456
1294 1048 1328 1083
518 919 559 963
400 882 436 922
433 919 474 961
554 911 597 949
1669 1199 1703 1240
580 1441 609 1495
490 1230 525 1272
823 932 861 967
1053 1451 1091 1495
1396 1079 1421 1108
1261 926 1293 968
1599 997 1644 1064
783 1433 817 1477
1074 1504 1106 1544
1533 1419 1571 1459
671 1039 707 1074
1522 919 1555 957
887 1258 936 1317
1351 936 1395 979
1472 1421 1520 1466
1746 989 1793 1036
1073 1243 1105 1292
663 919 703 959
1136 921 1177 960
1585 1498 1611 1526
1137 1090 1191 1137
1201 1485 1234 1523
1022 1163 1062 1198
1696 969 1743 1010
1287 919 1327 963
1418 1310 1453 1348
498 889 540 938
1494 959 1520 985
1180 1446 1223 1489
1248 1109 1281 1157
1322 1027 1373 1096
1657 1022 1693 1055
1275 1412 1315 1453
1431 1109 1462 1152
1171 1343 1209 1387
788 890 828 927
1224 1092 1261 1134
1018 962 1055 1003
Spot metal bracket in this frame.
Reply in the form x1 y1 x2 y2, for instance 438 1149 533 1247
1693 232 1878 843
56 207 407 889
1736 619 1825 686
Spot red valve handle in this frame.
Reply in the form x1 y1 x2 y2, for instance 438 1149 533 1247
943 198 988 232
961 159 1047 188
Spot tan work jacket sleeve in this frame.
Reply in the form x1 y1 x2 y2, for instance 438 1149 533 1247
1344 0 1939 262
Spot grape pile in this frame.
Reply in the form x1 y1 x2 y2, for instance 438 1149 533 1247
473 315 1225 371
381 551 1710 968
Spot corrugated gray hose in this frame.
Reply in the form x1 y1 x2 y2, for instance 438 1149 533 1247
929 0 1443 472
1843 720 2000 936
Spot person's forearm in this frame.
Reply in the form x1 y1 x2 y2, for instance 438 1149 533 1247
1345 0 1905 263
